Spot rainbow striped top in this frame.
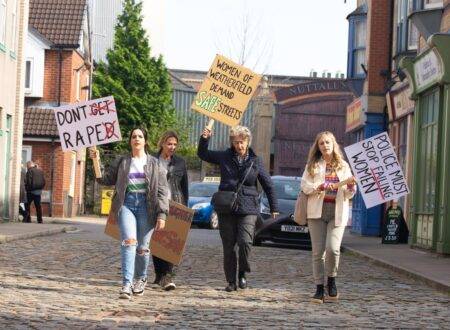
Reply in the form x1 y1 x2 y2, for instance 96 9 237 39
324 163 339 203
126 156 147 193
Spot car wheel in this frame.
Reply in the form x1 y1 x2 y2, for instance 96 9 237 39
209 211 219 229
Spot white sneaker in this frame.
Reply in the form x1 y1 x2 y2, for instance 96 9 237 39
132 278 147 296
119 283 132 299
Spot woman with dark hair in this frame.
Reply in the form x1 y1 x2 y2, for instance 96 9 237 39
89 127 169 299
301 131 356 303
198 125 279 292
152 130 189 291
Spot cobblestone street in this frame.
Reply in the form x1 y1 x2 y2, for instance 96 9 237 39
0 219 449 329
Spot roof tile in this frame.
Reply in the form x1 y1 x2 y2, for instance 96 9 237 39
29 0 86 47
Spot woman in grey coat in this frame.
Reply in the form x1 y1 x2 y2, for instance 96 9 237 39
89 127 169 299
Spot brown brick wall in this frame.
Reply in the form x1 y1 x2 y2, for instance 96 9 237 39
24 141 85 218
365 0 392 95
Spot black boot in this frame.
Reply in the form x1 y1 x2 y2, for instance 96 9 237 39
326 277 339 302
311 284 324 304
238 271 247 289
153 273 162 285
225 282 237 292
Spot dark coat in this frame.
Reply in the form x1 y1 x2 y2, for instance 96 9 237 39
20 168 27 203
197 136 278 215
155 152 189 206
25 166 45 192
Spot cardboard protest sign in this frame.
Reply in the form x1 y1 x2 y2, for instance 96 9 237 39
150 201 194 265
53 96 121 152
191 54 262 127
344 132 409 209
104 200 194 265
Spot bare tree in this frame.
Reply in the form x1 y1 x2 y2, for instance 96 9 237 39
214 10 274 75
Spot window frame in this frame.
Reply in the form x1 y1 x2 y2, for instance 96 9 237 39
0 0 7 49
25 58 33 92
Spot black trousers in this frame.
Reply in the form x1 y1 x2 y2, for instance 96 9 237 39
25 192 42 223
218 213 257 284
152 255 173 276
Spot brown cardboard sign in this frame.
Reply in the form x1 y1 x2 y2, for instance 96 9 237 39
150 201 194 265
191 54 262 127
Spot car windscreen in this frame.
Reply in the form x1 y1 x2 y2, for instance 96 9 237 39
270 179 300 200
189 183 219 197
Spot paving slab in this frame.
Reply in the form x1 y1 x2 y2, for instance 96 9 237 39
0 220 77 244
342 229 450 293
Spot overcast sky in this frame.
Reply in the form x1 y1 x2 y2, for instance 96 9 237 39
143 0 357 77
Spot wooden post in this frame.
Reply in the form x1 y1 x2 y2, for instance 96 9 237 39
91 146 102 179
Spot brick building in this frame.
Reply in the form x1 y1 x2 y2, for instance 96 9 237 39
0 0 28 221
22 0 91 218
344 0 392 236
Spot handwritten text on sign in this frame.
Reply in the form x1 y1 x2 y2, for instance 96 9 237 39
191 54 262 127
344 132 409 209
53 96 122 151
150 201 194 265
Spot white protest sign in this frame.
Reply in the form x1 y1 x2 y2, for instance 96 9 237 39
344 132 409 209
53 96 122 152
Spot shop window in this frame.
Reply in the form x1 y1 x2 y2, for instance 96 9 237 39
415 89 439 248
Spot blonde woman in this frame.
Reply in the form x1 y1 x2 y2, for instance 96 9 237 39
301 131 356 303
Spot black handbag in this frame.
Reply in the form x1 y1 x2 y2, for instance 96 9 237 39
211 161 254 214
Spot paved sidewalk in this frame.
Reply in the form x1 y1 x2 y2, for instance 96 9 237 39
0 218 77 244
342 229 450 293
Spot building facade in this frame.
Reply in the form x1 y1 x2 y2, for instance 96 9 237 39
399 0 449 254
22 0 91 218
0 0 28 220
274 79 355 176
345 0 391 236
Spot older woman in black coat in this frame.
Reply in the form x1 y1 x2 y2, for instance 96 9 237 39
198 125 278 292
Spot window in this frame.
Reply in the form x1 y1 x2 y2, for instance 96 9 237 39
75 70 80 101
349 18 367 78
21 146 32 166
10 0 16 54
423 0 443 9
25 58 32 91
397 0 418 53
0 0 7 48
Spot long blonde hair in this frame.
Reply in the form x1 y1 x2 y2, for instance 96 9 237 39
306 131 344 176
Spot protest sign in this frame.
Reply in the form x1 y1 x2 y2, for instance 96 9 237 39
53 96 121 152
105 200 194 265
150 201 194 265
344 132 409 209
191 54 262 127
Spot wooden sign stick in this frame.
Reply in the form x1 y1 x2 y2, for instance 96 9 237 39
206 118 215 131
91 146 102 179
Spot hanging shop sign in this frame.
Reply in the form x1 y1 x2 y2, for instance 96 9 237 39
345 97 364 132
414 48 444 93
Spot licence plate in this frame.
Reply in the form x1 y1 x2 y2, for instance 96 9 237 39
281 225 309 233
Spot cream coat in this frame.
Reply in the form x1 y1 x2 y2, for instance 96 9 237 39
301 159 356 227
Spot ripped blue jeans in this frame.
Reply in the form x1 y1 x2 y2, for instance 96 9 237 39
118 192 153 286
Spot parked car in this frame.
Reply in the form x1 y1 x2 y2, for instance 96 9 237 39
254 175 311 249
188 181 219 229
